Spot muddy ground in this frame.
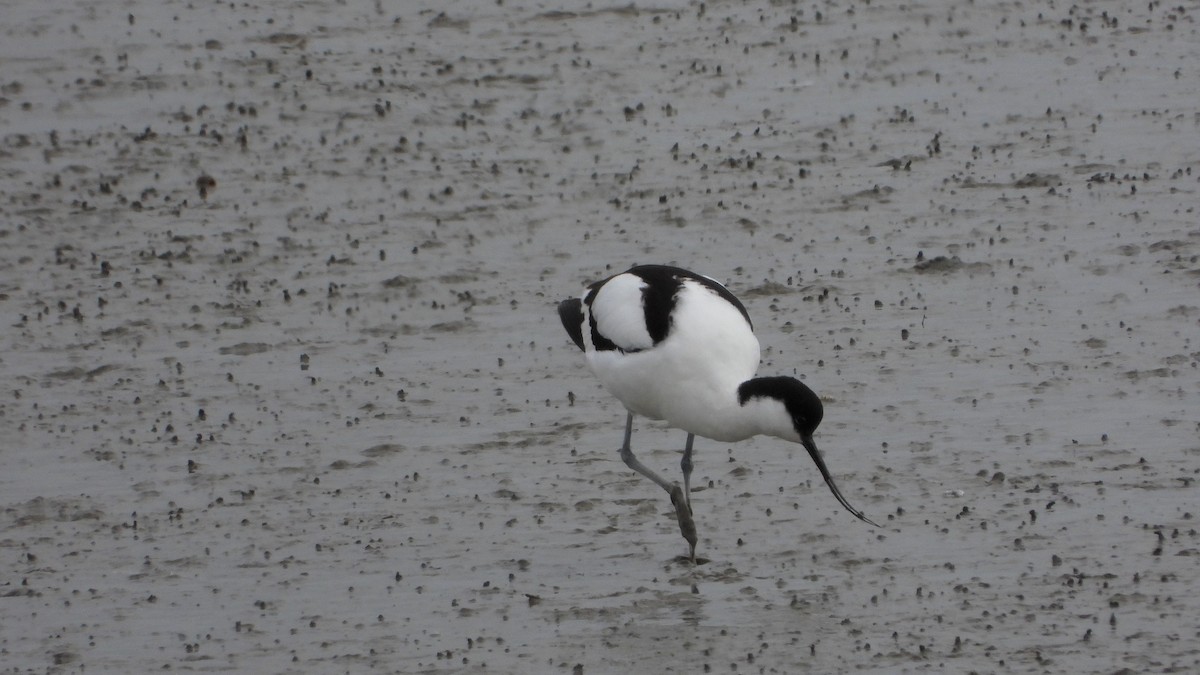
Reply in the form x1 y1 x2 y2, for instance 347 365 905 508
2 0 1198 673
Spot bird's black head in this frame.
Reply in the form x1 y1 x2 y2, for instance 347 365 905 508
737 376 823 440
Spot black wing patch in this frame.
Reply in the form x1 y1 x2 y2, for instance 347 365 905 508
557 298 585 351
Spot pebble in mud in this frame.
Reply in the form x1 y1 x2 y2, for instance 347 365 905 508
1 0 1199 673
195 175 216 199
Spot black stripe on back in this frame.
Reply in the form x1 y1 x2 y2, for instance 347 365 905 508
628 265 753 342
567 265 749 354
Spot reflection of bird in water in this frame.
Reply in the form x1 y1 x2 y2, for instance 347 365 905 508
558 265 878 563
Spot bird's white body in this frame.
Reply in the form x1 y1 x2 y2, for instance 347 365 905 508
583 274 788 443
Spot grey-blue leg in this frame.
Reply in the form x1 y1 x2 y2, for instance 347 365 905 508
617 412 698 562
680 433 695 514
618 412 673 493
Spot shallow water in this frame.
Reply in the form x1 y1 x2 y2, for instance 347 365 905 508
2 0 1198 672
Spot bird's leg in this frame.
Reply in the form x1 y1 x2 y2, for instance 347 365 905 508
670 484 698 564
617 413 698 562
617 412 674 493
680 433 695 515
674 433 698 564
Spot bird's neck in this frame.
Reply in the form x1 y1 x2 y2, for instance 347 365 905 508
674 381 798 443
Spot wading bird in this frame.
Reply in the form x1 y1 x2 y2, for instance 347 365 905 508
558 264 877 562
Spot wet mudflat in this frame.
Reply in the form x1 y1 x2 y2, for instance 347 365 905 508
1 0 1198 672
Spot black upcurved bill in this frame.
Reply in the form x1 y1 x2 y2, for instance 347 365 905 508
801 436 879 527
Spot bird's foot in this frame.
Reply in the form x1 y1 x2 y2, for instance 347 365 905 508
669 484 698 562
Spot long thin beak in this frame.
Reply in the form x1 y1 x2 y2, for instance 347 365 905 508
801 435 880 527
